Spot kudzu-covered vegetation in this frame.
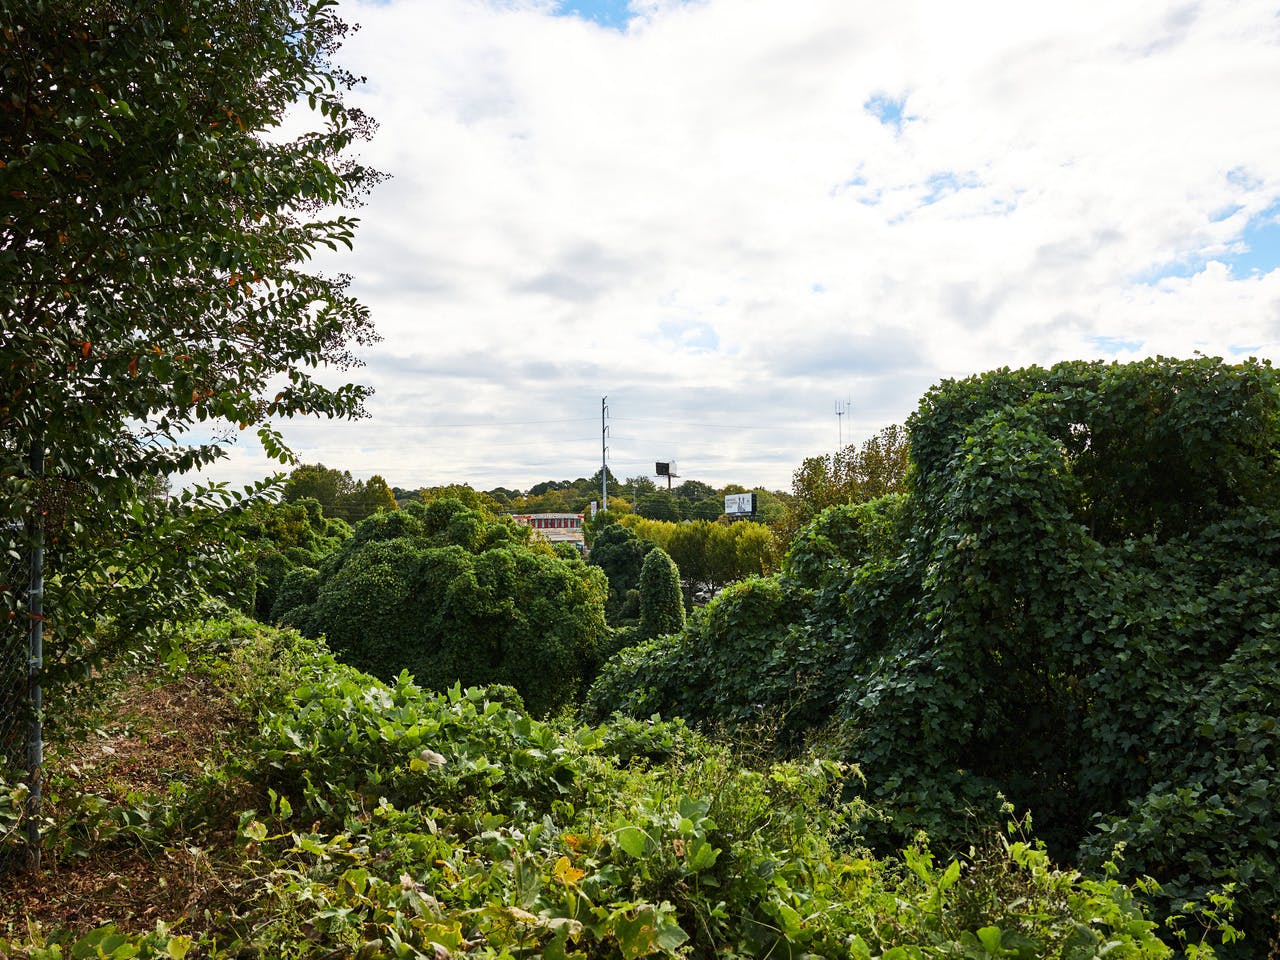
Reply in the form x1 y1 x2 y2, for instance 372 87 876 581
277 498 609 718
0 616 1213 959
590 356 1280 952
6 357 1276 959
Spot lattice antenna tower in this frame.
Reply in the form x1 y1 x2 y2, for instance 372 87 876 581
836 398 852 450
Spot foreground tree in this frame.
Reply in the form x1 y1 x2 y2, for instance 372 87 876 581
0 0 380 752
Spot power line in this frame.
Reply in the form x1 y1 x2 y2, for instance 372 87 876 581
611 416 773 430
294 417 597 430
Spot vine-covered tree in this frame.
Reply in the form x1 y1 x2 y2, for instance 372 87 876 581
291 500 608 716
638 548 685 640
587 523 654 624
0 0 380 677
591 358 1280 950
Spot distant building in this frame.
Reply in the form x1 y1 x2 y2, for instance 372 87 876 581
510 513 585 545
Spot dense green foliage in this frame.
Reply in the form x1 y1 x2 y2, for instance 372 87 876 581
282 464 398 523
237 497 352 621
587 523 655 624
590 357 1280 952
586 496 904 746
288 499 608 716
776 423 911 547
0 0 377 703
638 549 685 640
3 616 1217 959
616 515 779 602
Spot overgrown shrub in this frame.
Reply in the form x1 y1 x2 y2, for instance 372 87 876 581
268 566 320 626
293 499 608 716
2 617 1218 960
638 548 685 639
238 498 351 620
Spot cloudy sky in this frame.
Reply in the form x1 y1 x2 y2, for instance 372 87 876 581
199 0 1280 494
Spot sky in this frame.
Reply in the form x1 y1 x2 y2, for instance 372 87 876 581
191 0 1280 495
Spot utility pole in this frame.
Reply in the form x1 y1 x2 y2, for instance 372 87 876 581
601 396 609 512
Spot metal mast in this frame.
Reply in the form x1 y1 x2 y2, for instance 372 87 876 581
601 396 609 512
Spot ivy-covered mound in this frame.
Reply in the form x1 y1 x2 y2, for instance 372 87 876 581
588 356 1280 953
283 498 608 716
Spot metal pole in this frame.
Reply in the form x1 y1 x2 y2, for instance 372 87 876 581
26 434 43 870
601 397 608 512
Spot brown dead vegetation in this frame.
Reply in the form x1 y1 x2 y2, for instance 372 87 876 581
0 666 258 944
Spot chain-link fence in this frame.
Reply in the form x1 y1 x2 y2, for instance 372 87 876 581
1 516 35 875
1 430 43 876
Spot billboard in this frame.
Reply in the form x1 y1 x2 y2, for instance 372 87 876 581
724 492 757 516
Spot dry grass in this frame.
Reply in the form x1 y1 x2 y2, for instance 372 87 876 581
0 666 259 944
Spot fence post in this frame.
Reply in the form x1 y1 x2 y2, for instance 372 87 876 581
25 434 43 870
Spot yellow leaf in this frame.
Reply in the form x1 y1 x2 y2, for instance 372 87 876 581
552 855 585 886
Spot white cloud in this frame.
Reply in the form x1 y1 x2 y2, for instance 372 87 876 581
188 0 1280 493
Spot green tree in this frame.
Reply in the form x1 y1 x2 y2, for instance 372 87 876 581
588 466 623 502
587 523 655 624
419 484 504 517
777 424 910 544
0 0 379 683
517 488 582 515
636 489 680 521
673 479 715 503
638 548 685 640
623 475 658 503
733 521 778 577
705 522 739 586
283 465 356 515
667 520 712 603
339 474 397 522
688 497 724 521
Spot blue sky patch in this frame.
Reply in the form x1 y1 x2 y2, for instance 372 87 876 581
1226 166 1262 191
659 319 719 352
1134 257 1200 284
1135 201 1280 285
1221 202 1280 277
554 0 633 29
922 171 981 205
864 93 914 134
1090 336 1143 353
1209 203 1243 223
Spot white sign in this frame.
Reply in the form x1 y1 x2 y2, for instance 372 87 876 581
724 493 756 515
